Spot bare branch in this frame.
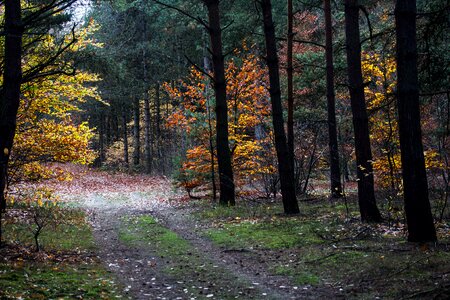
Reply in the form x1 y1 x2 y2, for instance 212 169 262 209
184 55 214 82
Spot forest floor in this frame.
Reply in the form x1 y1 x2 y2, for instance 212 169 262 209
2 166 450 299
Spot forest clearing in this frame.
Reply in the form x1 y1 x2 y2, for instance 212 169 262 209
1 0 449 299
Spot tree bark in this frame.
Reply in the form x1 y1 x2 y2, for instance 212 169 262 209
0 0 23 246
324 0 343 198
132 96 140 166
260 0 299 214
99 113 106 163
395 0 437 242
144 91 152 174
344 0 381 222
203 0 235 206
122 112 129 167
0 0 23 213
287 0 295 172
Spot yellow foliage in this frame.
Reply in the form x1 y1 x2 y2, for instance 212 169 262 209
7 22 101 184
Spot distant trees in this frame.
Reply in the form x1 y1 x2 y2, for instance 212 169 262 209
73 0 446 241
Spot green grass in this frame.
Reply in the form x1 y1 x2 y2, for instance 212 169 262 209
195 199 450 299
118 215 262 299
119 215 191 258
4 220 95 252
1 207 125 299
206 218 323 249
0 263 123 299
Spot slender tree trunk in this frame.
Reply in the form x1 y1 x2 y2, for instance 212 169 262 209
155 83 161 169
155 83 161 142
122 112 129 167
204 50 218 202
324 0 343 198
395 0 437 242
0 0 23 216
344 0 381 222
287 0 295 172
203 0 235 206
105 115 111 146
144 91 152 174
99 113 106 163
260 0 299 214
132 96 140 166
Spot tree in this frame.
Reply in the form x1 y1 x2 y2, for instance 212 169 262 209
286 0 295 171
344 0 382 222
203 0 236 206
165 52 274 196
0 0 23 245
258 0 299 214
0 0 23 216
324 0 343 198
394 0 437 242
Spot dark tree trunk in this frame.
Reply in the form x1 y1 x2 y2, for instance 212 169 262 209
122 112 129 167
260 0 299 214
0 0 23 214
144 91 152 174
155 83 161 142
204 52 218 202
99 113 106 163
106 115 111 146
324 0 343 198
132 96 140 166
344 0 381 222
287 0 295 171
395 0 437 242
203 0 235 206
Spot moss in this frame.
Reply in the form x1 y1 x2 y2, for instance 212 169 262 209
206 218 323 250
4 209 95 252
1 208 124 299
118 215 261 298
273 265 320 285
0 263 124 299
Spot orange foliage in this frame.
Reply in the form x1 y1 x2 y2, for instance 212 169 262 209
165 49 276 191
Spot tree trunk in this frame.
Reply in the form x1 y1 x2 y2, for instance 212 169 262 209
122 112 129 167
106 115 111 146
395 0 437 242
99 113 106 163
287 0 295 171
203 0 235 206
132 96 140 166
144 91 152 174
344 0 381 222
155 83 161 142
154 83 164 172
204 50 218 202
0 0 23 214
324 0 343 198
0 0 23 246
260 0 299 214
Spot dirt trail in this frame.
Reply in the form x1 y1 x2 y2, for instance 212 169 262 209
58 174 336 299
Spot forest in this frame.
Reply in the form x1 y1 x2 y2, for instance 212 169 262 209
0 0 449 299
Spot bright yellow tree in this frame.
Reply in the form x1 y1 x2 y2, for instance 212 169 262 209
6 22 102 186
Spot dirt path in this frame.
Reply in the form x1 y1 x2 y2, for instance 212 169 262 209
58 174 337 299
